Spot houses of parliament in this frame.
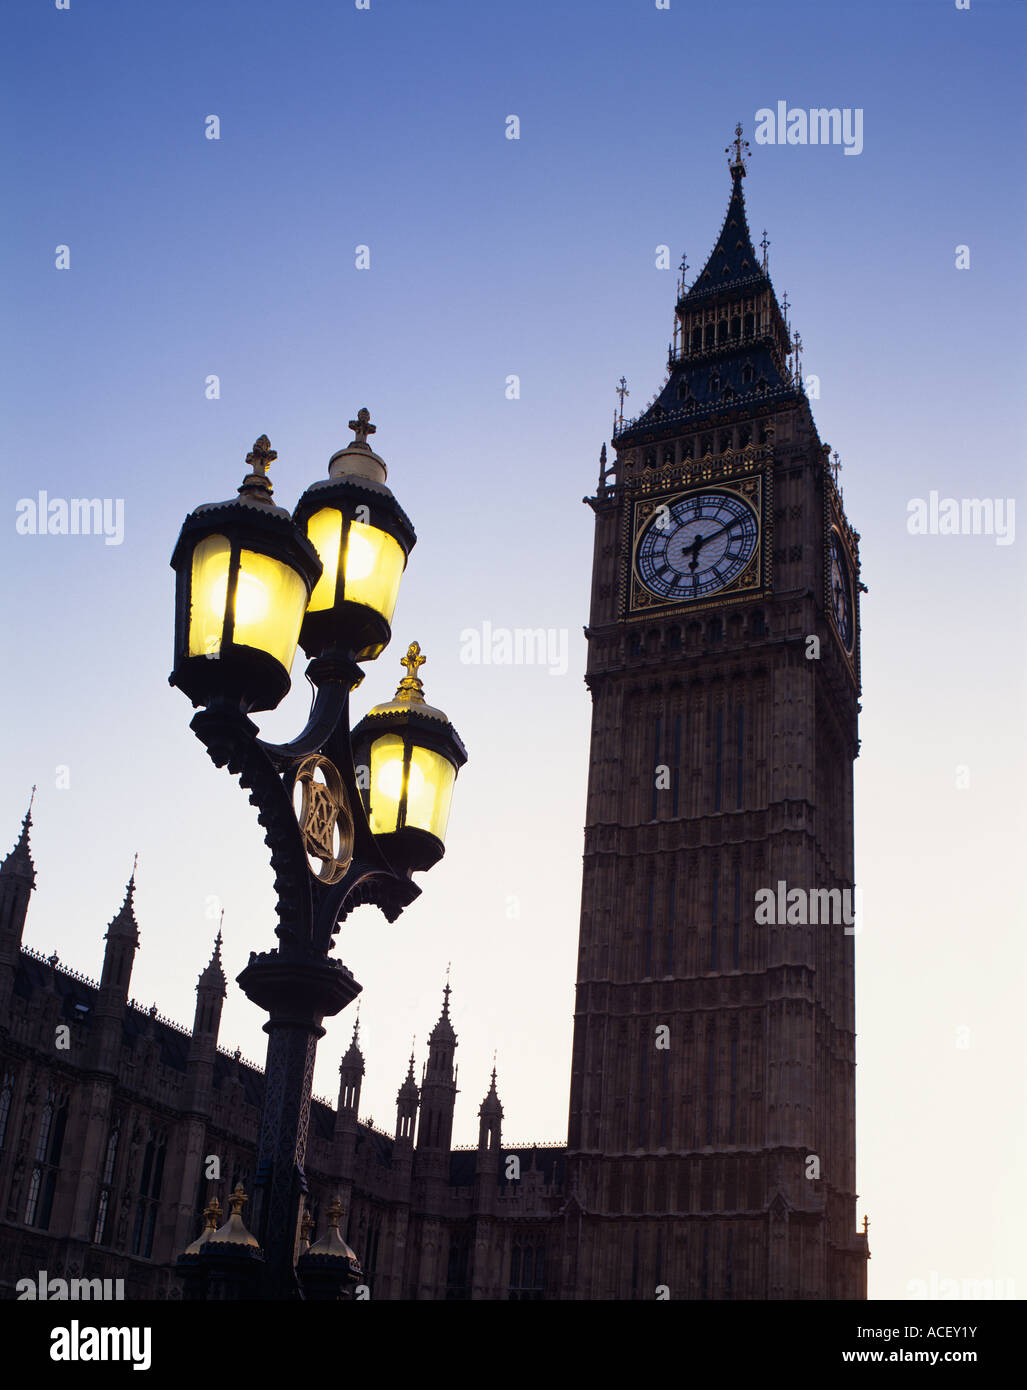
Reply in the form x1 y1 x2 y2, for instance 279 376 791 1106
0 135 869 1300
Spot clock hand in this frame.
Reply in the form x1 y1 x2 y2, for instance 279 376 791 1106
687 516 745 566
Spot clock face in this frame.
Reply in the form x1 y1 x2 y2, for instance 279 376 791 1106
635 490 759 602
829 531 854 651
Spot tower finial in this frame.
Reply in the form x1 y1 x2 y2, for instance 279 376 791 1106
615 376 629 431
760 229 770 270
726 121 750 176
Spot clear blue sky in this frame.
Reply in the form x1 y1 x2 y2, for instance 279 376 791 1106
2 0 1024 1300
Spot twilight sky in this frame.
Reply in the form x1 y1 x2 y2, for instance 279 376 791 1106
2 0 1024 1301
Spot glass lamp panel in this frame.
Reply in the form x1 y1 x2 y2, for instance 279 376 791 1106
233 548 308 673
187 533 231 658
344 522 405 623
369 733 406 835
405 745 456 840
306 507 343 612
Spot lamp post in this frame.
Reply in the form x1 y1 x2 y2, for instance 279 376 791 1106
169 413 465 1299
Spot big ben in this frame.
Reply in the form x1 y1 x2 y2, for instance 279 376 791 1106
561 128 869 1299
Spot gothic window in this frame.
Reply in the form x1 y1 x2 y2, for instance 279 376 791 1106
708 617 723 645
757 379 768 397
742 363 754 384
751 610 765 637
445 1229 471 1300
509 1238 546 1300
731 316 740 339
131 1130 166 1259
93 1117 120 1245
677 380 689 400
736 708 744 812
637 1040 649 1146
743 312 754 336
25 1084 68 1228
650 715 662 822
704 324 715 348
691 326 702 352
721 387 735 402
667 625 681 652
717 319 728 342
629 633 643 659
705 1032 716 1145
719 432 732 452
711 870 720 970
643 879 655 977
671 710 682 818
0 1067 14 1149
739 426 752 448
708 374 720 395
733 867 742 968
666 874 676 975
364 1216 383 1297
713 706 724 812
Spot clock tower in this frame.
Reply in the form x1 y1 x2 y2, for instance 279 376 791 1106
562 129 868 1299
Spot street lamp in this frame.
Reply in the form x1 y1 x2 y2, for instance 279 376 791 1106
352 641 468 875
169 412 465 1300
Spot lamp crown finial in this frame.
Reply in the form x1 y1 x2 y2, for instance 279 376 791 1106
395 641 427 702
239 434 277 503
347 407 377 447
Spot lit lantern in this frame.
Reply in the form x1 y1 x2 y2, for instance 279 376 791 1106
351 642 467 875
169 436 323 714
292 409 416 664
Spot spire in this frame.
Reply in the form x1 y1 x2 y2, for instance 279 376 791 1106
2 790 37 886
428 971 456 1045
198 926 226 994
105 857 140 944
341 1008 364 1072
684 123 762 300
615 130 797 445
479 1062 503 1119
397 1039 419 1099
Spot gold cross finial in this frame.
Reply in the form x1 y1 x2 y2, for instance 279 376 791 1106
348 407 377 446
395 641 427 702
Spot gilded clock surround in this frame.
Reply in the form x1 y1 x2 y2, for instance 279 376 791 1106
620 442 773 618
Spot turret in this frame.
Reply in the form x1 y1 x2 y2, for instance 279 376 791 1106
477 1065 503 1155
0 793 36 1021
189 930 226 1055
416 980 458 1159
96 864 140 1014
338 1014 365 1120
395 1045 419 1145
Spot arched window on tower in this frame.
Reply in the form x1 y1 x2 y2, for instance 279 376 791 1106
691 326 702 352
0 1068 14 1150
743 312 754 337
730 316 741 339
709 374 720 395
751 610 766 638
742 363 754 384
